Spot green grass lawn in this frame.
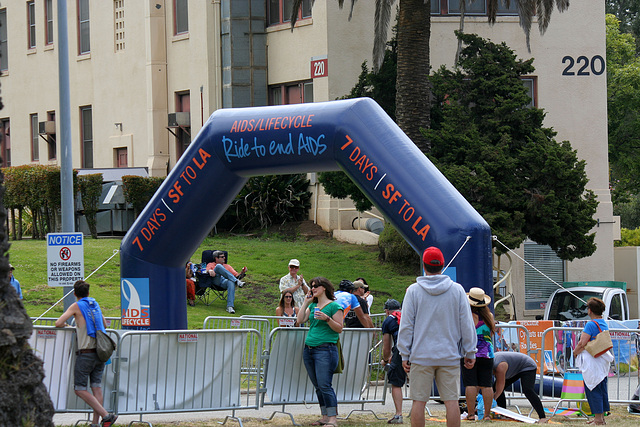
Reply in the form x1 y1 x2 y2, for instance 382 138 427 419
11 231 419 329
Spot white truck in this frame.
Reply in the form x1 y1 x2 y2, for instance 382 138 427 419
543 281 632 321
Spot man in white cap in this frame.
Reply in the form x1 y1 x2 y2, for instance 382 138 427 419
9 264 22 299
397 246 477 427
279 259 308 308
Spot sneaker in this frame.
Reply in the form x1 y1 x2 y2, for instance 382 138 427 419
388 414 403 424
226 306 235 314
237 280 245 288
101 413 118 427
629 403 640 414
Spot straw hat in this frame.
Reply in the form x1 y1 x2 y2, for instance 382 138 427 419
467 287 491 307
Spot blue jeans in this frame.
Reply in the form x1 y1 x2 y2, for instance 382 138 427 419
584 377 610 415
211 264 237 308
303 343 339 417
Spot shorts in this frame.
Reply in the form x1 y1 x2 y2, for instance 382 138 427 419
74 352 105 391
387 351 406 387
461 357 493 387
409 363 460 402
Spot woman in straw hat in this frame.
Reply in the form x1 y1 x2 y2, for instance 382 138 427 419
461 287 495 421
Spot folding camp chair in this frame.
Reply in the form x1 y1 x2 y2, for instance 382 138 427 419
194 250 228 306
546 372 588 419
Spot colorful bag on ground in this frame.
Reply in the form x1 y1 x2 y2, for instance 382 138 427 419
585 321 613 358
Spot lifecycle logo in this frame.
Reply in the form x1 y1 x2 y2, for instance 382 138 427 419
121 278 151 328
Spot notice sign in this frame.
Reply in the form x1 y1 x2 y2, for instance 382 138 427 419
47 233 84 287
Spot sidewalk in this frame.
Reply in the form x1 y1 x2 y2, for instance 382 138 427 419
53 398 439 426
53 398 537 426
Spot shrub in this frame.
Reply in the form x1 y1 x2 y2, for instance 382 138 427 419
616 227 640 247
122 175 165 216
78 174 103 238
2 165 77 239
378 222 420 269
224 174 311 231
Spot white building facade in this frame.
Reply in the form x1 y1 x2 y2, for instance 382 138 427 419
0 1 615 318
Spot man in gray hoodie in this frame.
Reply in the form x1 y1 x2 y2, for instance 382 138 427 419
397 247 477 427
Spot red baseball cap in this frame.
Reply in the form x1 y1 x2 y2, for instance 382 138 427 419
423 247 444 267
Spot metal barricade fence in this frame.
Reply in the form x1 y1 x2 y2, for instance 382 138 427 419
203 316 269 379
31 316 120 329
31 317 63 326
261 327 385 422
540 325 640 404
489 324 561 410
29 326 120 413
370 313 386 329
240 314 308 331
393 323 534 407
115 329 261 416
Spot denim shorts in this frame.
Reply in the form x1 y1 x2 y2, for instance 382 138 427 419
74 352 105 390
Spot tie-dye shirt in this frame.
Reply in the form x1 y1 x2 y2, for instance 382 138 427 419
476 319 494 358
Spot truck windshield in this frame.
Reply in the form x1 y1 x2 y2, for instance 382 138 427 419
548 290 604 321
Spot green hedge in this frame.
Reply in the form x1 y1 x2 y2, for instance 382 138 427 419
121 175 165 217
78 174 104 239
2 165 78 239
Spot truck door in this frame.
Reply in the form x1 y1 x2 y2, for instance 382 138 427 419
620 292 629 320
609 293 624 321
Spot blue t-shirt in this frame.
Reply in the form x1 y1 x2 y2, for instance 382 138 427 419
334 291 360 317
583 319 608 341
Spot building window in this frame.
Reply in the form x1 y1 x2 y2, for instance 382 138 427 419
30 113 39 161
433 0 518 16
522 76 537 108
80 106 93 168
27 1 36 49
268 0 312 26
1 119 10 167
78 0 90 54
0 9 8 72
114 0 125 51
524 241 565 310
174 0 188 35
175 91 191 159
45 0 54 45
46 111 56 160
269 81 313 105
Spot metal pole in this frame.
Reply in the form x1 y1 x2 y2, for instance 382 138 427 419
57 0 75 309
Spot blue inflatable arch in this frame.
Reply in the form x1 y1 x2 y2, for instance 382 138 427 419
120 98 492 330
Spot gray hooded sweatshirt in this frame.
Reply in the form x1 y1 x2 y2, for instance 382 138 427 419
397 274 477 366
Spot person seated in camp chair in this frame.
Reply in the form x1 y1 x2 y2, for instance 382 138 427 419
206 250 247 281
186 262 196 307
206 250 246 314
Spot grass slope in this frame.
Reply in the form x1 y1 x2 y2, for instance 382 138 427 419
12 229 419 329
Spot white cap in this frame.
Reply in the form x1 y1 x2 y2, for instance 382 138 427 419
288 259 300 267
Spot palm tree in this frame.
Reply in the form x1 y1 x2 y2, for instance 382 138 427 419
292 0 570 153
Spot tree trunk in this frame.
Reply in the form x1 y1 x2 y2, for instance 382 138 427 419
0 171 55 425
18 208 23 240
396 0 431 153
